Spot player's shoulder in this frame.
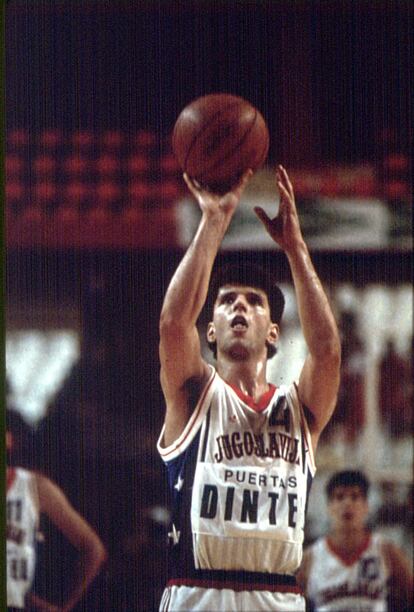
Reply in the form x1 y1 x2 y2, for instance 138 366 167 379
12 466 36 486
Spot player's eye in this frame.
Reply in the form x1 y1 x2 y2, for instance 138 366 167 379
222 293 235 304
248 293 263 305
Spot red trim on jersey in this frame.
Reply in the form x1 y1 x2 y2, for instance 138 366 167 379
226 381 277 412
7 467 16 491
326 532 371 566
160 372 216 458
167 578 301 594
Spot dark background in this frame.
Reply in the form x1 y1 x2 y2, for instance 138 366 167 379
6 0 412 163
5 1 412 610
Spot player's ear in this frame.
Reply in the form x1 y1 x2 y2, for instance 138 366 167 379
206 322 216 344
267 323 279 347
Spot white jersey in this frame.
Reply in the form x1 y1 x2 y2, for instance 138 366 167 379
306 533 390 611
7 468 40 609
157 366 315 610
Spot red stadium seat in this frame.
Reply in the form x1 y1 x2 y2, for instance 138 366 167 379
96 182 121 202
65 182 92 202
33 182 57 201
72 130 94 147
102 130 123 148
134 130 157 148
8 129 29 147
63 156 90 174
128 181 152 202
6 156 24 176
127 154 150 174
33 155 56 174
39 129 62 147
96 155 120 175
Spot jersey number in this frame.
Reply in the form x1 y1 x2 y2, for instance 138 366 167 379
269 397 291 433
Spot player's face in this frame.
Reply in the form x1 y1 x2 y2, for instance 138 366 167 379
328 486 369 530
207 284 278 360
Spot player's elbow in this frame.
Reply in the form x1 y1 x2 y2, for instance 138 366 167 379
82 535 107 568
96 540 108 565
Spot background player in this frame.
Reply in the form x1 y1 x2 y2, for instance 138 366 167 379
297 469 413 611
157 165 341 611
6 410 107 611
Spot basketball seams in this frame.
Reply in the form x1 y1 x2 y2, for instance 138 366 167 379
202 109 260 177
181 101 244 174
172 94 269 191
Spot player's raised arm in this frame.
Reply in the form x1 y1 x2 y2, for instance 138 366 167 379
159 171 252 445
255 165 341 448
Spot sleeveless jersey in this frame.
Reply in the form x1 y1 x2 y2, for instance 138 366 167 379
157 366 315 610
7 468 40 609
306 533 390 611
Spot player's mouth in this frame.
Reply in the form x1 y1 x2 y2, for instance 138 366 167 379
231 315 248 331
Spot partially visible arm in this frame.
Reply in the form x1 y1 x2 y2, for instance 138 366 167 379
255 166 341 449
296 546 311 592
34 473 107 612
160 172 252 445
383 540 413 610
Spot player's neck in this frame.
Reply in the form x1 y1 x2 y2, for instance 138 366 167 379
217 357 269 400
329 526 369 551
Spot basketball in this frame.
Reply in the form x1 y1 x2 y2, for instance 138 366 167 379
172 93 269 194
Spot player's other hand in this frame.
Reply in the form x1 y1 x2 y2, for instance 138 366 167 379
254 165 304 253
184 169 253 217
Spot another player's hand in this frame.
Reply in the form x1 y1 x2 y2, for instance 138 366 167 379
183 169 253 217
254 165 304 252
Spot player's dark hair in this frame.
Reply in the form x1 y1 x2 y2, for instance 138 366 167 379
207 263 285 360
326 470 370 499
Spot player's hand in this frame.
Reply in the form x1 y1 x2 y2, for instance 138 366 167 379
254 165 304 252
183 169 253 217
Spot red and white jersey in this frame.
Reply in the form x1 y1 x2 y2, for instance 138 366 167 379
7 467 40 608
158 365 315 610
306 533 390 611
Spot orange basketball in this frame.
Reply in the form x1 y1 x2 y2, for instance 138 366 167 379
172 93 269 194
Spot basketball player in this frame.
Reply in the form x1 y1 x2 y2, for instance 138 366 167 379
297 470 413 611
6 410 107 611
157 165 341 611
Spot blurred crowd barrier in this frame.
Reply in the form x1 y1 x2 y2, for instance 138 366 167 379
6 129 412 250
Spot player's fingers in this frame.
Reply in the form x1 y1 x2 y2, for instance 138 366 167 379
278 165 294 198
254 206 271 228
277 176 295 210
183 173 202 198
232 168 253 196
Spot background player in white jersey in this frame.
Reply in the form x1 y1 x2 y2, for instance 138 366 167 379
6 410 107 611
297 470 413 611
157 165 341 611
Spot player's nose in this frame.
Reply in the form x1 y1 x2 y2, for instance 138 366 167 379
233 295 248 311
